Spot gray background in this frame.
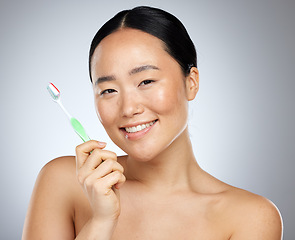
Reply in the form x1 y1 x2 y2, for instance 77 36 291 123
0 0 294 239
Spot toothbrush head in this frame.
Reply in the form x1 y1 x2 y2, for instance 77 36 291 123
47 82 60 101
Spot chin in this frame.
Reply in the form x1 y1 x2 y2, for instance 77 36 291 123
129 151 157 162
108 123 188 162
121 139 174 163
118 144 157 162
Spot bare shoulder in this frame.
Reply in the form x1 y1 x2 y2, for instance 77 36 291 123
36 155 81 208
224 186 283 239
33 155 77 197
22 156 78 240
40 155 76 177
36 156 78 194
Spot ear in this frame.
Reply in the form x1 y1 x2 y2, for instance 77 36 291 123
185 67 199 101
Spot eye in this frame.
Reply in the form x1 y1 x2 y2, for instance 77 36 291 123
100 89 117 96
139 79 155 86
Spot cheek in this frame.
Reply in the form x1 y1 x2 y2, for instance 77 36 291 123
95 100 117 127
149 82 187 116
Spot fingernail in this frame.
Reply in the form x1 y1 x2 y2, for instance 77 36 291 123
98 141 107 146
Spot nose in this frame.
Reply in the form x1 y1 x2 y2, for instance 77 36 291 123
120 92 144 118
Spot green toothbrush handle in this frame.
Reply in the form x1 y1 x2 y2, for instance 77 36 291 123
70 117 91 142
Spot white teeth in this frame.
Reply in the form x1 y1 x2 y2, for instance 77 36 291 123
125 120 156 133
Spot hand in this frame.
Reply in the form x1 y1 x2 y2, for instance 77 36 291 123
75 140 126 222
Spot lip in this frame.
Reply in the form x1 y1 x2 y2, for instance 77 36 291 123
120 119 157 129
120 119 158 140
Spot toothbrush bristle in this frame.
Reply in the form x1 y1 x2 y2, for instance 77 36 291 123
47 82 60 100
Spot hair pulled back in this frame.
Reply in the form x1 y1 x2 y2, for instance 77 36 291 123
89 6 197 82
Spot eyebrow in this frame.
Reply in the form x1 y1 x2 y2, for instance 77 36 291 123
94 64 160 86
129 64 160 75
94 75 116 86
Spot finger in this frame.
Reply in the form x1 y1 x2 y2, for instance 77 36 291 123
83 149 117 171
114 176 126 189
75 140 106 169
77 151 119 185
95 171 126 195
80 159 123 186
98 159 124 177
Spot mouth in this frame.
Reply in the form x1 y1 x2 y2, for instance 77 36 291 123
120 120 158 140
124 120 157 133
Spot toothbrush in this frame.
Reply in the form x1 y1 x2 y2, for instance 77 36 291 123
47 82 91 142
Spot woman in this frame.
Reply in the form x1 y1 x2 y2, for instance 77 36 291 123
22 6 283 239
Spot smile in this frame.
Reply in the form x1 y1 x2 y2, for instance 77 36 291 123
125 120 157 133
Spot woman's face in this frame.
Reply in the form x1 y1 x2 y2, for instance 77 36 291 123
91 28 196 161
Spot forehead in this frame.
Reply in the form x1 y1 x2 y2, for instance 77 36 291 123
91 28 172 72
97 28 165 53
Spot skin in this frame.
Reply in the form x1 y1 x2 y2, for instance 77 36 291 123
22 28 283 239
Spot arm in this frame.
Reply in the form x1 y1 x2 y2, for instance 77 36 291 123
22 157 76 240
75 218 117 240
74 140 125 239
23 141 125 240
230 196 283 240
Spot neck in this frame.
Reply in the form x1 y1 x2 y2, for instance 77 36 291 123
125 127 201 193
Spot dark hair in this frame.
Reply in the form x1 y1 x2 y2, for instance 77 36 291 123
89 6 197 82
